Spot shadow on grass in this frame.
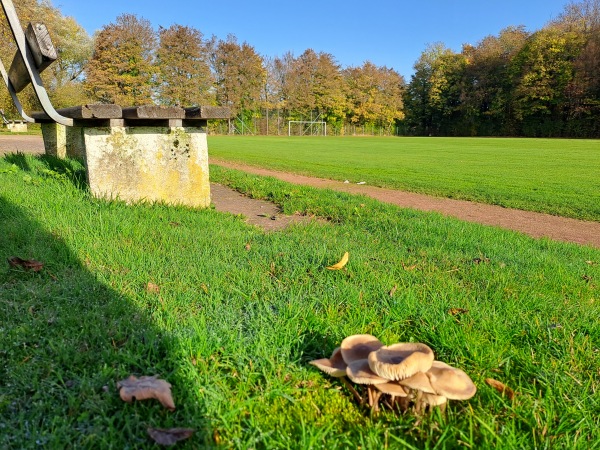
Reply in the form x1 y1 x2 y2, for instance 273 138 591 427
3 152 88 190
0 197 208 448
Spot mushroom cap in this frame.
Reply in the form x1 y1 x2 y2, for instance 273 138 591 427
346 359 389 385
309 347 347 377
399 371 436 394
425 361 477 400
374 381 408 397
368 343 435 381
421 393 448 406
340 334 384 364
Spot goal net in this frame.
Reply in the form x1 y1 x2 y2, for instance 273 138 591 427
288 120 327 136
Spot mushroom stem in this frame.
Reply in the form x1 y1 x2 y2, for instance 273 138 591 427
340 377 363 405
371 389 382 413
439 402 447 414
398 395 411 413
367 385 374 408
414 390 424 415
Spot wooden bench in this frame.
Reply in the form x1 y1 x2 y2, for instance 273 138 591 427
31 105 229 207
0 0 230 207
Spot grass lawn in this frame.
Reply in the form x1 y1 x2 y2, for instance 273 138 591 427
1 153 599 448
208 136 600 222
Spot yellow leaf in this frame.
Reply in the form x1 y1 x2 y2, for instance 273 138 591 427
327 252 349 270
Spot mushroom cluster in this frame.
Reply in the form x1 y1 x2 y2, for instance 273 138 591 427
309 334 476 414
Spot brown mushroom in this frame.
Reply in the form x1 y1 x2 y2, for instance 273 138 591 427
309 348 362 404
368 343 434 381
309 347 347 377
415 392 448 414
399 370 436 394
375 381 410 412
346 359 389 385
346 359 389 412
425 361 477 401
340 334 384 364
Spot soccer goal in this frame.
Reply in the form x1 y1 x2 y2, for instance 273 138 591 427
288 120 327 136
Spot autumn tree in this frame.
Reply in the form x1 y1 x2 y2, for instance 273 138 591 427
84 14 156 105
156 24 213 106
510 25 585 135
403 43 467 135
283 49 346 123
460 26 529 135
0 0 92 114
209 35 265 117
343 61 405 129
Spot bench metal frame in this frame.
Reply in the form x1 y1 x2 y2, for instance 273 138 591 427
0 0 73 126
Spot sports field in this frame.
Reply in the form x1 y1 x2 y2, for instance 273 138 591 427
208 136 600 222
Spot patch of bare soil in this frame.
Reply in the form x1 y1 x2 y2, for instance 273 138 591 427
211 158 600 248
210 183 316 231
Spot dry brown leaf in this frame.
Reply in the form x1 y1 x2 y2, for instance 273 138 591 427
245 243 252 251
146 282 161 294
389 285 398 297
147 427 194 446
485 378 516 400
200 283 209 294
168 221 181 227
402 263 417 271
7 256 44 272
117 375 175 410
448 308 469 316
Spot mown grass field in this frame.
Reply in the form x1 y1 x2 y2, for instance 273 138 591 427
1 153 599 449
208 136 600 222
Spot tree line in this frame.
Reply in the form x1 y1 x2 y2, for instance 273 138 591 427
1 0 599 137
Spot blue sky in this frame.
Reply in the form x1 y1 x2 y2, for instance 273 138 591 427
53 0 571 78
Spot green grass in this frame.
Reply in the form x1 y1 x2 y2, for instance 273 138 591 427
208 136 600 222
1 153 599 448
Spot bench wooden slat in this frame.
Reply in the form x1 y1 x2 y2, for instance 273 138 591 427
185 106 231 120
31 104 122 121
122 105 185 120
8 22 57 93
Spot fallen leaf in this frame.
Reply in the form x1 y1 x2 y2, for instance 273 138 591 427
245 243 252 251
389 285 398 297
473 256 490 264
582 274 592 283
585 260 596 265
7 257 44 272
147 427 194 446
402 263 417 271
146 282 161 294
327 252 349 270
200 283 209 294
117 375 175 410
448 308 469 316
485 378 516 400
168 221 181 227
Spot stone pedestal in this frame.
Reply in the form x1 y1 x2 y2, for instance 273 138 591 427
83 126 210 208
41 123 85 158
7 122 27 132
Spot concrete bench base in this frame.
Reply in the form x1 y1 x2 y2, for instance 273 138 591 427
85 125 210 207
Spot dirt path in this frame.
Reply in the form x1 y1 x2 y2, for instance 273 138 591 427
211 158 600 248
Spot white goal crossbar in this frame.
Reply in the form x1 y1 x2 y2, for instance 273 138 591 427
288 120 327 136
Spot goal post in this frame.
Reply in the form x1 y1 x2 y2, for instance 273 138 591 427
288 120 327 136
